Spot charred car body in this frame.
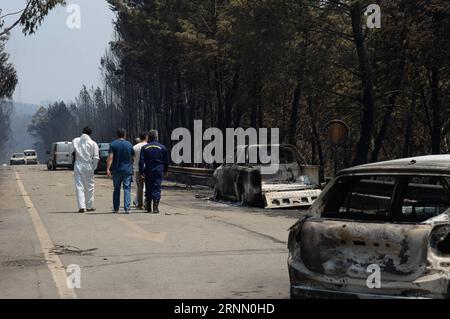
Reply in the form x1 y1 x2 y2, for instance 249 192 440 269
213 144 321 208
288 155 450 299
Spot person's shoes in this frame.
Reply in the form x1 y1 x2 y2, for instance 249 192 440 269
153 200 160 214
113 209 119 213
78 209 85 213
146 200 152 213
137 206 143 210
124 210 130 214
87 208 96 212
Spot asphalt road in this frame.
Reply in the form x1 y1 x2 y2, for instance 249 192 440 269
0 165 303 299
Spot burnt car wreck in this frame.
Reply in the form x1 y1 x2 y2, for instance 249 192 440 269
213 144 321 209
288 155 450 299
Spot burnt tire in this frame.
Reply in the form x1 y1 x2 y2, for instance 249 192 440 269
238 191 249 206
236 179 249 206
213 183 222 201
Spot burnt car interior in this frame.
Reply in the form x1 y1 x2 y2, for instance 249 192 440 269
322 175 450 223
237 145 301 166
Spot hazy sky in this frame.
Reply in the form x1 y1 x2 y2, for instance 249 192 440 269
2 0 115 105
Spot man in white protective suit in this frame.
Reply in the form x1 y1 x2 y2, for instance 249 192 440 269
72 127 100 213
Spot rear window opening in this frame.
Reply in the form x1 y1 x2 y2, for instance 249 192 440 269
100 150 109 157
322 175 450 223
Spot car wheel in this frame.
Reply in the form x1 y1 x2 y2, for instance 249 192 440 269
47 161 52 170
238 189 249 205
235 175 248 205
213 183 222 200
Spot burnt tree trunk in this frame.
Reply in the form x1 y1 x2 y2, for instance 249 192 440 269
350 1 375 166
224 66 240 128
402 95 416 158
430 65 441 154
307 94 325 182
288 79 302 145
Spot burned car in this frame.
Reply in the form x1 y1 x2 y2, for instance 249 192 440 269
288 155 450 299
213 144 321 208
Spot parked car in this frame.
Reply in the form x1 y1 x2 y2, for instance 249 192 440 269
10 153 26 165
47 142 74 170
95 143 110 173
23 149 38 165
213 144 321 208
288 155 450 299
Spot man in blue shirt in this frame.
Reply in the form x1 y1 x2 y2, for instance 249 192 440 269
107 128 135 213
139 130 169 213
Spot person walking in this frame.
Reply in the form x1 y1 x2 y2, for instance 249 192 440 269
139 130 169 213
72 127 99 213
106 128 135 213
132 132 148 209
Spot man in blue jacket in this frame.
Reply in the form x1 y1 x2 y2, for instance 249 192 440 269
139 130 169 213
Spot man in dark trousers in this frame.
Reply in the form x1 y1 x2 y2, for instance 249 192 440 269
139 130 169 213
107 128 135 213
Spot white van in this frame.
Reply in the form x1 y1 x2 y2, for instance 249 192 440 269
23 149 38 165
47 142 74 170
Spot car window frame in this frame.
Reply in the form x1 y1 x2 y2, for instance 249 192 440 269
320 173 450 224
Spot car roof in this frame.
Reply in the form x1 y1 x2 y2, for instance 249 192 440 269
338 155 450 176
23 149 36 152
12 153 24 156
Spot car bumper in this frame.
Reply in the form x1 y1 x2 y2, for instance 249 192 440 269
290 284 431 299
288 257 450 299
10 161 26 165
263 189 321 208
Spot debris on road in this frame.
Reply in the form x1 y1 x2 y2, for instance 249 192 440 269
50 245 98 256
213 144 322 209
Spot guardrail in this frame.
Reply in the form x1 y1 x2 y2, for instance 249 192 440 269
167 166 215 187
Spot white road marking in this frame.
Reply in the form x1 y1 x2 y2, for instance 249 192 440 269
15 170 78 299
117 216 166 243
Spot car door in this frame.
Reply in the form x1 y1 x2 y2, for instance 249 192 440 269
56 143 71 165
